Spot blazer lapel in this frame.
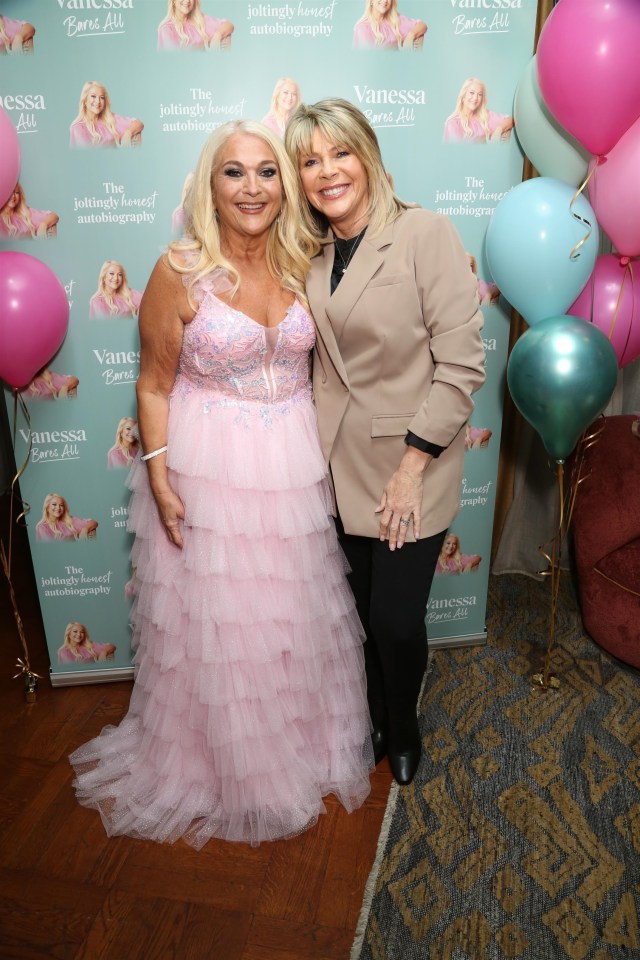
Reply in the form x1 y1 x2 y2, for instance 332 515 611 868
307 242 350 387
306 221 397 381
327 222 395 344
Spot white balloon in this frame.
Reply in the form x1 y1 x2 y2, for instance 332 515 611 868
514 56 590 188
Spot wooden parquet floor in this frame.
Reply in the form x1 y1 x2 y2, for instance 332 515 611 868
0 517 392 960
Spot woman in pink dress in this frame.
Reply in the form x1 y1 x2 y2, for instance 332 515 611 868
21 367 79 400
89 261 142 319
443 78 514 144
107 417 139 468
69 119 373 848
57 623 116 665
435 533 481 574
0 183 58 238
0 14 35 52
261 78 301 140
35 494 98 542
157 0 234 50
353 0 427 50
69 81 144 148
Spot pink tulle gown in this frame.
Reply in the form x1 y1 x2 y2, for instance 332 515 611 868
70 272 374 847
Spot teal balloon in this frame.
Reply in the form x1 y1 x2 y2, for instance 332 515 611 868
507 315 618 462
485 177 599 326
514 56 590 188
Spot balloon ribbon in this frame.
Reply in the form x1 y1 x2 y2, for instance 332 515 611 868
568 164 597 261
2 389 39 701
533 422 604 689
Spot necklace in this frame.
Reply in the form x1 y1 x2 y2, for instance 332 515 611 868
334 227 366 275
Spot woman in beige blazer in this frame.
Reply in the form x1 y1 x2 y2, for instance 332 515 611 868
286 99 486 785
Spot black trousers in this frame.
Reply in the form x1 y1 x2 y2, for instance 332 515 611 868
335 514 446 748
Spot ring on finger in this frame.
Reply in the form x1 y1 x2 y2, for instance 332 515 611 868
399 517 410 526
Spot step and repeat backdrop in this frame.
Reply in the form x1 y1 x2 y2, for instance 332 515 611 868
1 0 538 684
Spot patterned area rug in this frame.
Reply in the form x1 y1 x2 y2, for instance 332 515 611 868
352 573 640 960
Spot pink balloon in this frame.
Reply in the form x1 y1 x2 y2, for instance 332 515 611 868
568 254 640 367
537 0 640 157
587 116 640 256
0 252 69 389
0 107 21 209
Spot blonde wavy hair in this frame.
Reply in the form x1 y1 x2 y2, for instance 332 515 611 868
285 98 410 252
168 119 314 306
91 260 139 316
159 0 210 47
61 622 97 661
447 78 491 141
72 81 119 145
356 0 403 46
26 368 77 399
0 16 10 50
40 494 78 539
26 368 57 398
438 533 481 573
109 416 139 463
439 534 464 571
1 182 37 237
267 78 301 126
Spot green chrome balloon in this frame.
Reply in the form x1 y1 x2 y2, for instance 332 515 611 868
507 315 619 462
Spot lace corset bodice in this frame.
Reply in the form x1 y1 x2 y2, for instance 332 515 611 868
171 289 315 406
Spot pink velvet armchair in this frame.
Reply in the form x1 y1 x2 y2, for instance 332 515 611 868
572 415 640 668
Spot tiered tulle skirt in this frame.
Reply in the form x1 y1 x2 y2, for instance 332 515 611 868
70 390 374 847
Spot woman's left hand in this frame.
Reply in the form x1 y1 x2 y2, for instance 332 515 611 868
491 117 514 142
375 448 431 551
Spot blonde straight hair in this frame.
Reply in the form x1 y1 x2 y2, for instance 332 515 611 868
168 119 315 306
284 98 410 253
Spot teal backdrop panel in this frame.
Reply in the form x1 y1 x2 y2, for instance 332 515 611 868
0 0 539 682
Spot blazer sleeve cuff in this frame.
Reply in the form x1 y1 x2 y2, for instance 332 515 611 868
405 431 445 458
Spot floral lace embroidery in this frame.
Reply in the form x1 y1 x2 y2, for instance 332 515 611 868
170 291 315 429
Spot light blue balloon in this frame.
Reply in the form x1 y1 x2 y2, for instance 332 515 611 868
514 56 591 188
485 177 599 325
507 315 618 462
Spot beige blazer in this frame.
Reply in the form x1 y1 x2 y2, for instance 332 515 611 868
307 207 486 540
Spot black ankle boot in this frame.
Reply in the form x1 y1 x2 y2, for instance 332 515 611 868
388 711 422 785
388 741 421 785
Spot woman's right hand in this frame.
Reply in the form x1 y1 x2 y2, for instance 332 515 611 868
153 486 185 548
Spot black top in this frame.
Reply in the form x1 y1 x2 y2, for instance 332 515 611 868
330 230 367 295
